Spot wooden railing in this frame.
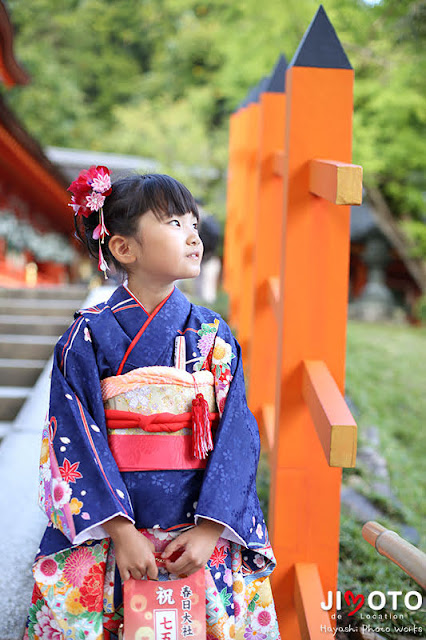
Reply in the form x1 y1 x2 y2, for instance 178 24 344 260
224 6 363 639
362 521 426 589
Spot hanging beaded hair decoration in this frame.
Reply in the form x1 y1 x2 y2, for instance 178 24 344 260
68 165 112 278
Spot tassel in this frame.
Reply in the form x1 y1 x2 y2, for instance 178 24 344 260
192 392 213 459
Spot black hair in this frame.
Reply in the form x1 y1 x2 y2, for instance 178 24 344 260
74 173 200 274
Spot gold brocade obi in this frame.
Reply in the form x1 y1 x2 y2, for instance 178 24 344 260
101 366 219 471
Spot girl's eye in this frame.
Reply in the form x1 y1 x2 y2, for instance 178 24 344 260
193 222 198 230
169 219 180 227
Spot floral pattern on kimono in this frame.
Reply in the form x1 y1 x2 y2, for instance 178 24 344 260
26 529 279 640
24 285 280 639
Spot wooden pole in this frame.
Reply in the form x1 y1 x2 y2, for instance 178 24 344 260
223 85 255 299
223 111 238 296
237 79 269 360
248 55 287 451
269 7 354 637
226 106 250 328
362 522 426 589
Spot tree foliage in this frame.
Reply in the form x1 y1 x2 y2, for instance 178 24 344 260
4 0 426 240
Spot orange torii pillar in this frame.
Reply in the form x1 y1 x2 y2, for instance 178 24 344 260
236 77 270 361
224 79 268 361
268 7 361 639
223 99 252 330
222 111 237 296
223 107 243 307
248 54 287 452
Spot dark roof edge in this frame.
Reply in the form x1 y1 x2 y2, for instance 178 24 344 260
0 2 30 86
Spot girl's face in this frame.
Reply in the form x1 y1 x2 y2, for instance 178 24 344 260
128 209 203 286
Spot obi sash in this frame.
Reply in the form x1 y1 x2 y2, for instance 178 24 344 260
101 366 219 471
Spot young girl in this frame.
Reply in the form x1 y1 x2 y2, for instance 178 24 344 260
25 168 280 640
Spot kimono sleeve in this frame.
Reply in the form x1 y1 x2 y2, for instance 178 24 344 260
194 320 268 549
38 316 135 545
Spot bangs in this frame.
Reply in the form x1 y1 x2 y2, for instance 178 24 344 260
141 174 199 221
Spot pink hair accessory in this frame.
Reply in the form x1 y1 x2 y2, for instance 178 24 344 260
68 165 112 278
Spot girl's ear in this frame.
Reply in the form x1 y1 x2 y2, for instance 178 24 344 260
108 235 137 266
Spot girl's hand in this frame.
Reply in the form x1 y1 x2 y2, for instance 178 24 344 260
161 519 224 576
104 516 158 582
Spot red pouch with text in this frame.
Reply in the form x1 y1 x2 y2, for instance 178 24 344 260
123 556 206 640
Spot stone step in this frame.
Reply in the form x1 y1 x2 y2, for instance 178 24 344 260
0 298 80 318
0 387 31 421
0 421 12 440
0 358 46 386
0 285 87 300
0 335 56 360
0 315 71 336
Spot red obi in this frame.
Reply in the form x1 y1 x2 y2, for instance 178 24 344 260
105 409 219 471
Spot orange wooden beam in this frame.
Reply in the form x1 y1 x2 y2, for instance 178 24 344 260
294 563 335 640
273 150 286 176
260 403 275 461
309 159 362 205
302 360 357 467
267 276 280 318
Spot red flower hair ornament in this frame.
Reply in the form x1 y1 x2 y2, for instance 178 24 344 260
68 165 112 278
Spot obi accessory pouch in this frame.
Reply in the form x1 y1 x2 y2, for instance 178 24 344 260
123 556 206 640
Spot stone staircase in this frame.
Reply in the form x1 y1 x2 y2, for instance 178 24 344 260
0 286 87 442
0 285 88 640
0 285 119 640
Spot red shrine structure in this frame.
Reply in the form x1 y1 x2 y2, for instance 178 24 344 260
0 1 73 287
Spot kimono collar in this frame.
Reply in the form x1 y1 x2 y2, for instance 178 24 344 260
105 285 192 375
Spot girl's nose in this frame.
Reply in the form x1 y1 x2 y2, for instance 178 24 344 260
187 230 199 245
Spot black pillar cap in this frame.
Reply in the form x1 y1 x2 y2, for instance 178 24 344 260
251 76 271 103
289 5 352 70
265 53 288 93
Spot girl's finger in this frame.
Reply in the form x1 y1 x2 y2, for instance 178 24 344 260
130 568 143 580
162 537 186 559
146 557 159 580
165 550 195 575
142 535 155 552
168 558 203 577
120 568 131 582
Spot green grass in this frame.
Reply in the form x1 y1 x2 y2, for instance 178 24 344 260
338 321 426 637
344 320 426 541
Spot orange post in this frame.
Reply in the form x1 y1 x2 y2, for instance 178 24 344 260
248 55 287 448
269 7 355 638
222 111 238 296
225 106 251 329
237 98 261 360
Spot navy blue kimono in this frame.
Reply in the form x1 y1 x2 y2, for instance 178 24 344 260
27 285 279 639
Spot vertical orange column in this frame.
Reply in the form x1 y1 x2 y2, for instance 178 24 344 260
269 8 354 638
223 111 238 296
237 96 261 360
248 55 287 428
226 107 249 328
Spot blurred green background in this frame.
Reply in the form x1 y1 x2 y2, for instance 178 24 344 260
3 2 425 635
5 0 426 255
